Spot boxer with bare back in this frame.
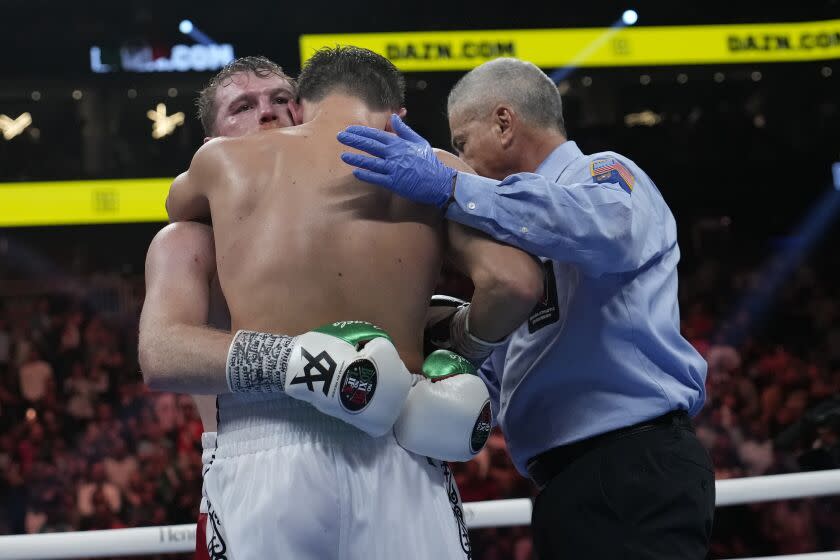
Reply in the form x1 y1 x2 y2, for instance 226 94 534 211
138 55 296 560
163 46 543 559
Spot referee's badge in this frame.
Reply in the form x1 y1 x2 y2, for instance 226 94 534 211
528 260 579 334
528 261 560 333
590 158 635 194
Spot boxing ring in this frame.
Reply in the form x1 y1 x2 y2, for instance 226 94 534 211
1 469 838 559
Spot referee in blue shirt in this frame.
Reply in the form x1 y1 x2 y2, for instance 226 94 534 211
339 57 714 559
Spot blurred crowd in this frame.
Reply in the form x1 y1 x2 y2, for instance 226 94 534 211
0 232 838 560
0 294 203 560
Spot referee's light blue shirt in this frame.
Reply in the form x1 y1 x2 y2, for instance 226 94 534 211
446 141 707 475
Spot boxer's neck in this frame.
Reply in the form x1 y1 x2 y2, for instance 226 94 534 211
301 94 391 131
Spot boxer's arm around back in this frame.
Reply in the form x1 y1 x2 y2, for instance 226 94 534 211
436 151 544 342
166 139 228 223
139 222 233 394
447 223 543 341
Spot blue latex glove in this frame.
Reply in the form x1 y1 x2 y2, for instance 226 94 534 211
338 114 456 208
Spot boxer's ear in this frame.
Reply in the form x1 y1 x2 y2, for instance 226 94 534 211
202 137 212 144
385 108 408 133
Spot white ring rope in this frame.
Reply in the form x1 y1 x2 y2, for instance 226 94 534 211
0 469 837 559
0 525 196 559
715 469 840 506
730 554 840 560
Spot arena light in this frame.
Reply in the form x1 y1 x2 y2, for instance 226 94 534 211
177 19 216 46
832 162 840 190
548 10 636 83
0 112 32 140
622 9 638 25
624 110 662 127
147 103 185 139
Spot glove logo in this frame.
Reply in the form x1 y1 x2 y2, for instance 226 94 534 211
469 401 492 454
290 348 337 395
339 358 378 412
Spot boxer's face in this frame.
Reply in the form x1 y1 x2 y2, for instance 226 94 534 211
448 108 508 180
210 72 295 138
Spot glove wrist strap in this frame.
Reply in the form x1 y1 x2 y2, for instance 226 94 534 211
226 330 296 393
450 305 504 364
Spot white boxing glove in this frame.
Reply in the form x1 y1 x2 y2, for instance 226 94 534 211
394 349 492 461
226 321 412 437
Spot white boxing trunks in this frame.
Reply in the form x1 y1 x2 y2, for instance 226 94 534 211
198 431 219 560
203 393 471 560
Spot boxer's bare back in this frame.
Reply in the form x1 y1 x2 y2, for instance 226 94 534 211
169 96 449 373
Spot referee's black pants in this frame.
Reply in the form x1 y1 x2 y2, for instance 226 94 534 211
530 412 715 560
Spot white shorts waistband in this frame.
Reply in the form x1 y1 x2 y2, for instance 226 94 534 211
201 431 217 467
215 393 371 455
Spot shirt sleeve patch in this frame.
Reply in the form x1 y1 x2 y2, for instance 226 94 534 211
590 158 634 194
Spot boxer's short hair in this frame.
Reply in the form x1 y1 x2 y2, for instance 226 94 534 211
297 46 405 112
197 56 295 136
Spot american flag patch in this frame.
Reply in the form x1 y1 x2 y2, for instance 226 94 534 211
590 158 635 194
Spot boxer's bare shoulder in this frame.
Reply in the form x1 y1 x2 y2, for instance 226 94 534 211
432 148 474 174
145 222 215 283
151 221 213 247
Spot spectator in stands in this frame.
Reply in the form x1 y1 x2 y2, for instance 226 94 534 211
103 439 138 493
76 461 121 518
18 348 53 405
64 361 97 421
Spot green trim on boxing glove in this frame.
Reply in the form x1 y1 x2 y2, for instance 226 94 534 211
421 349 476 381
314 321 391 347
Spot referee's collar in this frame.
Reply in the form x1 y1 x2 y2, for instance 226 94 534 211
535 140 583 181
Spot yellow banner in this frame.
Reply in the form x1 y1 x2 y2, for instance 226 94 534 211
300 19 840 71
0 178 171 227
